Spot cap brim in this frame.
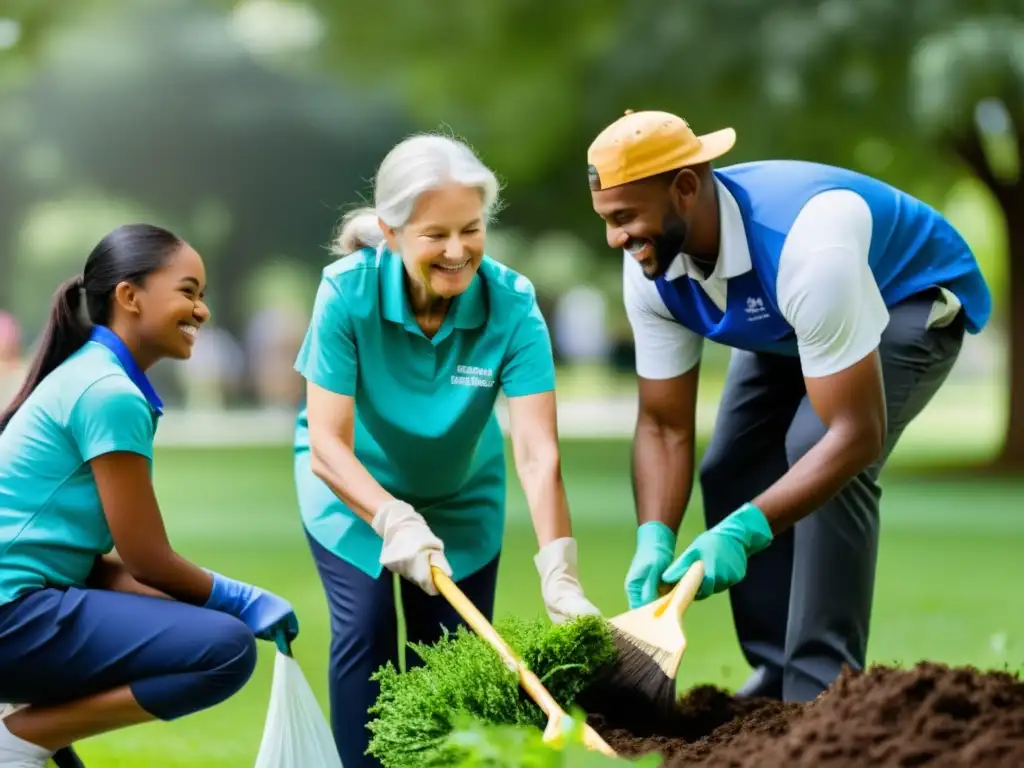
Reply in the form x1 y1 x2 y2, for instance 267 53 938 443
689 127 736 165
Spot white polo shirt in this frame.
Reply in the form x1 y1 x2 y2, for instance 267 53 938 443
624 180 962 380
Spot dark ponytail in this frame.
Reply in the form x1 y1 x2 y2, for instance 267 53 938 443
0 277 91 432
0 223 183 433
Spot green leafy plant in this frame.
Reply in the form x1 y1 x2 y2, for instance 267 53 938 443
367 615 620 767
440 714 662 767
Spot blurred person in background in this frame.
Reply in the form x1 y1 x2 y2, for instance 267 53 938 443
293 133 601 767
172 323 246 410
552 285 611 365
0 313 25 411
0 224 298 768
245 307 308 409
587 110 991 703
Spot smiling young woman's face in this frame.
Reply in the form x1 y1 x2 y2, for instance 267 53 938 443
386 182 486 303
130 243 211 360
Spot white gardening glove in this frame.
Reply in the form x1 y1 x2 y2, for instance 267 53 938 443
371 500 453 596
534 537 602 624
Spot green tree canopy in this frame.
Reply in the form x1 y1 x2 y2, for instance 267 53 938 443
314 0 1024 464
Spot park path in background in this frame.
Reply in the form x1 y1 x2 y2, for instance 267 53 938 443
153 378 1002 465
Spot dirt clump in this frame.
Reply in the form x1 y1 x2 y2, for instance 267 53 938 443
588 662 1024 766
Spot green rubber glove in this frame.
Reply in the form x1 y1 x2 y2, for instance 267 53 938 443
662 503 773 600
624 521 677 609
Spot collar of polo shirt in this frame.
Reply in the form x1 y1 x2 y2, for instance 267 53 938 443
662 176 753 284
380 246 487 333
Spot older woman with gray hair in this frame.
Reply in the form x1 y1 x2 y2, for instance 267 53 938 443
292 133 600 767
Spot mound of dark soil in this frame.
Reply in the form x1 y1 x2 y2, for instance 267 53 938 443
587 662 1024 766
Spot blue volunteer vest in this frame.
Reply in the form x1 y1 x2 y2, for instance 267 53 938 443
655 160 992 355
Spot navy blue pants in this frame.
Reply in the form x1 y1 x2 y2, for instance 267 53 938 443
306 532 500 768
0 587 257 720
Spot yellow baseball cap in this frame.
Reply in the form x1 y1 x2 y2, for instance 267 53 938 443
587 109 736 190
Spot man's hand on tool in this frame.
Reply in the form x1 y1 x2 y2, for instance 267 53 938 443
624 521 677 609
662 503 773 599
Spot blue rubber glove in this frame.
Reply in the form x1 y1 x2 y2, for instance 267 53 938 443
624 521 677 609
204 571 299 643
662 503 773 600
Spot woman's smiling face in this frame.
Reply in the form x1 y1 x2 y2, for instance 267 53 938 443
385 182 487 303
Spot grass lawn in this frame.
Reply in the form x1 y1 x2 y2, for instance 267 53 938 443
72 440 1024 767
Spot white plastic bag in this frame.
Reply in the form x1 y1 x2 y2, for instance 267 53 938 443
254 650 343 768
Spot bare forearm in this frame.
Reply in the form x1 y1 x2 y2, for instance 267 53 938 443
310 435 394 524
112 548 215 605
631 419 695 533
754 424 881 535
518 458 572 548
87 554 172 600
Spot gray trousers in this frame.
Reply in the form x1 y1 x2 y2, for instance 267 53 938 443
699 290 966 702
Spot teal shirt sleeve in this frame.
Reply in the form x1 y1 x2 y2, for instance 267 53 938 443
501 298 557 398
69 377 155 461
294 275 358 397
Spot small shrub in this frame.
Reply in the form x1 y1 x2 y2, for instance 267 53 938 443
367 614 619 767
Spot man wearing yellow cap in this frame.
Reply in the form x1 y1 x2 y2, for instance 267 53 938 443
587 110 991 702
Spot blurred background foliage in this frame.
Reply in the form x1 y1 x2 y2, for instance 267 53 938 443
0 0 1020 462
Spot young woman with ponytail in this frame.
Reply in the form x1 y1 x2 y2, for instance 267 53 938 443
0 223 299 767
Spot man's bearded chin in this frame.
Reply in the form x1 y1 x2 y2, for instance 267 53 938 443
643 215 689 281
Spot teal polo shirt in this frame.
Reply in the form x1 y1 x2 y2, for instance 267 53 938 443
293 245 556 581
0 333 161 606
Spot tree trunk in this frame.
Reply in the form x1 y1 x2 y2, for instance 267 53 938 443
947 127 1024 470
997 185 1024 467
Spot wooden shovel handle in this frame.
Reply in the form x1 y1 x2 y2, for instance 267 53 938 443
430 565 618 759
656 560 705 621
430 566 564 717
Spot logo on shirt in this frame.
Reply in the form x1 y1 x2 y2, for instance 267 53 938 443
451 365 495 388
745 296 770 322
